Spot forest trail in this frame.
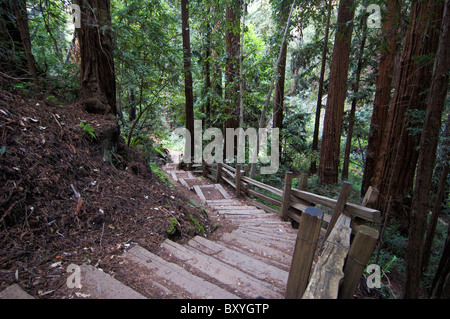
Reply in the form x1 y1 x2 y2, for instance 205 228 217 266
42 163 296 299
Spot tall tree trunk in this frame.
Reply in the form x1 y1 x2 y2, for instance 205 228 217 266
310 0 332 175
249 0 295 178
372 0 444 212
181 0 194 160
422 164 449 272
239 1 247 129
404 0 449 298
225 0 241 132
342 16 367 181
273 1 291 159
272 56 288 130
431 223 450 299
318 0 355 185
204 10 212 126
12 0 41 99
0 0 28 79
361 0 400 196
272 40 287 144
77 0 116 115
422 114 450 273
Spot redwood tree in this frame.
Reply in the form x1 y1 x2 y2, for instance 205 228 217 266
310 0 332 175
181 0 195 159
272 1 291 133
361 0 400 196
404 0 449 298
318 0 355 185
224 0 241 132
77 0 116 115
372 0 444 212
11 0 41 99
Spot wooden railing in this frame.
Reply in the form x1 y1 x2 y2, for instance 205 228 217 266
188 161 381 299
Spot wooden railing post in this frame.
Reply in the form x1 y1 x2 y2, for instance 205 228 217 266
202 159 207 177
339 225 379 299
362 186 379 208
303 214 352 299
235 164 242 198
324 181 352 240
216 162 222 184
244 164 249 177
298 172 309 190
286 207 324 299
280 171 293 220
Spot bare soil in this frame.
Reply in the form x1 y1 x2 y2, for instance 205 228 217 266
0 90 215 298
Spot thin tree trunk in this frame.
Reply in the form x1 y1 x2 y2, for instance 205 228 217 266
310 0 332 175
239 1 247 129
181 0 194 159
361 0 400 196
404 0 450 298
431 223 450 299
318 0 355 185
12 0 41 99
204 10 212 126
422 164 449 272
342 18 367 181
249 0 295 178
39 0 62 62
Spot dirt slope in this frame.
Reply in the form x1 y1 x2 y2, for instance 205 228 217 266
0 90 211 298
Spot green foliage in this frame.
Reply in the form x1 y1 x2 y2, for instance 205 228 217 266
166 217 180 236
189 214 206 233
79 122 97 140
149 162 175 189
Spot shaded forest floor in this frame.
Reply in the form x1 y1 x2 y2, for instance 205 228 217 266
0 91 213 298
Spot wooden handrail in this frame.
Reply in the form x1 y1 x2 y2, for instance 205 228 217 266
202 162 381 224
290 188 381 223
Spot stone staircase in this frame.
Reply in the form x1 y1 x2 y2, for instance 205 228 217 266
1 163 297 299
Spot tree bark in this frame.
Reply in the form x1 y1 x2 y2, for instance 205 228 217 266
361 0 400 196
318 0 355 185
0 0 28 79
372 0 444 212
432 223 450 299
310 0 332 175
342 16 367 181
11 0 41 99
181 0 194 159
404 0 450 298
248 0 295 178
239 1 247 128
77 0 116 115
225 0 241 132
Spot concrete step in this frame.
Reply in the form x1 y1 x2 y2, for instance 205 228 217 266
230 229 295 253
206 199 242 206
61 264 146 299
218 233 293 271
216 209 269 216
238 225 297 239
0 284 35 299
161 239 283 299
187 236 288 289
125 245 239 299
